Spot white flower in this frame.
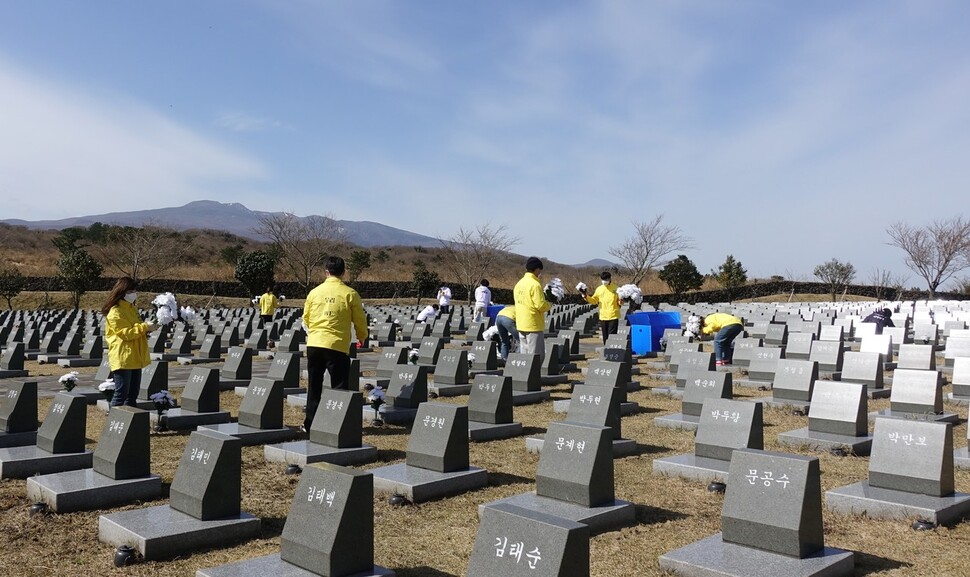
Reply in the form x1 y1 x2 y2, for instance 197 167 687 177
98 380 116 392
617 284 643 304
367 386 385 402
279 295 286 300
482 326 499 340
544 278 566 302
58 371 80 385
575 282 588 293
150 390 177 408
408 349 420 363
467 352 476 363
180 306 197 322
153 292 179 325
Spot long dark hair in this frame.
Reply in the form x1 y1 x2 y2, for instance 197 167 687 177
101 277 138 315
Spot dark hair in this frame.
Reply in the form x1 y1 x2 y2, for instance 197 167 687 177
480 279 489 287
102 277 138 315
266 286 275 293
882 308 892 317
325 256 345 276
600 271 612 281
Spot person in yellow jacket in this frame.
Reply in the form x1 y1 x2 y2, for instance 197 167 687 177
258 286 278 324
701 312 744 366
513 256 551 359
302 256 368 431
581 271 621 344
101 277 158 407
495 305 517 361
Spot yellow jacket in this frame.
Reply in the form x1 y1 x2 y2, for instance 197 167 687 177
259 292 278 316
105 300 150 371
497 305 515 320
303 277 369 354
513 272 550 332
702 313 743 335
584 283 620 321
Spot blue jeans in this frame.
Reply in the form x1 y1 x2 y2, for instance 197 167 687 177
496 315 516 360
111 369 142 407
714 324 744 362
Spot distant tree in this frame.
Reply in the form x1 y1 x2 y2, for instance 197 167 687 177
220 244 245 266
867 268 909 300
813 258 856 302
608 215 694 285
234 251 276 297
658 255 704 295
886 217 970 298
411 261 441 305
438 223 519 304
374 249 390 265
347 250 372 283
52 227 89 254
711 255 748 290
89 223 195 281
769 275 785 282
0 267 26 309
57 249 103 310
255 212 347 293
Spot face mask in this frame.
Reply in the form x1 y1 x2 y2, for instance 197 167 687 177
124 292 137 303
601 280 609 285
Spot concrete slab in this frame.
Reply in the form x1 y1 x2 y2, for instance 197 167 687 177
539 374 570 386
776 428 873 456
954 447 970 470
361 406 417 426
26 469 162 513
946 393 970 406
369 462 487 503
196 553 395 577
428 383 472 397
149 409 231 430
524 437 637 458
177 357 222 365
0 370 29 379
99 504 260 561
480 492 635 535
867 409 960 424
653 413 701 431
650 386 683 398
264 440 377 467
0 446 93 479
199 423 298 446
652 454 732 483
659 533 854 577
468 421 523 442
0 430 37 449
551 399 639 416
825 480 970 525
286 393 307 407
511 390 551 406
57 358 102 368
218 379 250 392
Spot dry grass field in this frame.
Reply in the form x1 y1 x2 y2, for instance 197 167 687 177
1 326 969 577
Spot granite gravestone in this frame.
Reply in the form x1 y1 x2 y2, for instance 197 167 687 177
182 368 222 413
504 353 542 392
949 357 970 400
808 340 844 374
0 381 37 435
433 349 469 385
221 346 253 380
564 385 623 442
375 347 409 379
777 381 872 455
897 344 936 371
37 391 88 454
416 337 445 366
743 347 784 385
871 368 955 422
536 422 614 508
468 375 514 425
94 406 151 479
266 352 301 388
170 429 243 520
675 351 716 389
784 332 815 361
385 366 429 409
237 377 284 430
406 403 470 473
0 342 27 375
137 360 168 405
467 503 589 577
838 351 885 393
470 341 499 372
766 359 818 408
682 372 733 418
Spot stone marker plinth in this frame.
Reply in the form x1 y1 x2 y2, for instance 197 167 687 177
467 375 523 442
0 392 92 479
151 367 231 430
0 381 38 448
654 371 732 431
868 368 958 424
778 381 873 456
202 378 296 446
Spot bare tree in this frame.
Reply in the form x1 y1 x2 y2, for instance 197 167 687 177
608 215 694 285
868 267 909 300
887 217 970 298
91 222 195 281
255 212 348 293
438 223 520 303
813 258 856 302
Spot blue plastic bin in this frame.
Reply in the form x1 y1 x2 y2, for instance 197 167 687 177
627 311 682 355
486 305 507 324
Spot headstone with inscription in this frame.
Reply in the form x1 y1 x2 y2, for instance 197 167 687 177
467 375 523 442
0 381 38 448
202 378 296 445
759 359 818 411
655 371 732 431
778 381 873 455
735 346 784 388
429 349 471 397
947 357 970 403
0 342 28 378
0 392 92 479
99 429 259 561
528 385 633 457
469 340 501 375
869 368 957 423
503 353 551 405
836 351 889 398
154 368 231 430
808 340 844 376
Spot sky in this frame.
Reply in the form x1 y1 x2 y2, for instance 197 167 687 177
2 1 969 287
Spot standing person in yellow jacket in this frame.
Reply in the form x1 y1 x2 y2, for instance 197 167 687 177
580 271 621 344
102 277 158 407
302 256 368 431
258 286 278 324
513 256 551 360
701 312 744 366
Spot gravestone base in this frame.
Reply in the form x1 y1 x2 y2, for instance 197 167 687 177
659 533 854 577
219 379 251 392
286 393 307 407
551 399 639 416
583 365 641 377
26 469 161 513
776 428 873 456
149 409 231 430
0 446 93 479
414 363 437 374
468 369 503 379
199 423 298 446
149 353 181 362
652 454 731 483
0 369 29 378
70 386 104 405
945 393 970 406
732 378 773 389
754 397 811 413
480 492 635 535
524 436 637 458
263 440 377 467
375 340 397 348
539 374 570 386
99 504 260 561
359 377 391 390
370 463 487 503
177 356 223 365
37 354 77 364
867 409 959 424
569 353 588 362
511 390 551 406
642 360 668 370
653 413 701 431
650 386 684 398
428 383 472 397
234 385 303 397
468 421 523 442
865 388 892 400
826 481 970 525
954 447 970 469
57 358 102 368
0 430 37 449
196 552 395 577
362 406 418 426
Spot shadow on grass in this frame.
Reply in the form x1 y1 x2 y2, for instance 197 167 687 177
365 425 410 436
631 405 662 415
395 567 457 577
854 550 910 576
486 471 534 488
259 515 287 537
634 503 689 525
632 443 668 456
521 426 546 437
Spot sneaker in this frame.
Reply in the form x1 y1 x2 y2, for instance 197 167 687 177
715 360 725 366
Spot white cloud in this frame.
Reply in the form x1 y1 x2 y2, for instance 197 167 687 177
0 58 266 220
214 112 288 133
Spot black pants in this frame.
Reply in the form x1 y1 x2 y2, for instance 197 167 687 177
600 318 619 344
260 314 273 324
305 346 351 430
